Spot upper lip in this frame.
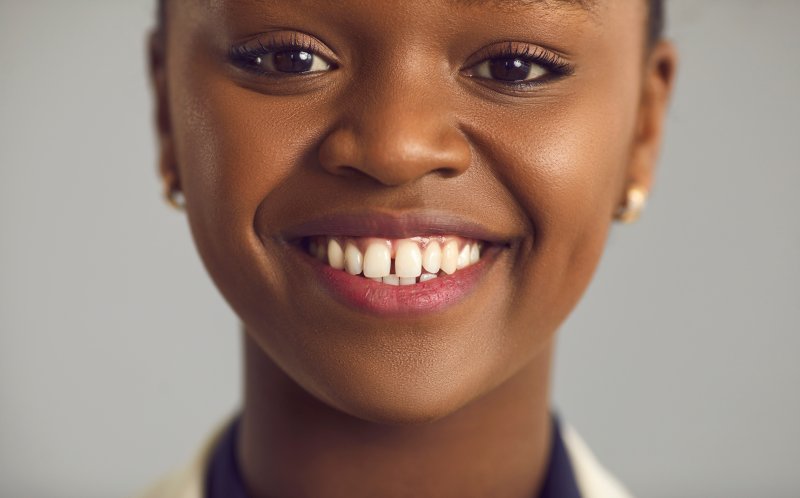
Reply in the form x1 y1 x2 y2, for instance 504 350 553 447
277 210 515 245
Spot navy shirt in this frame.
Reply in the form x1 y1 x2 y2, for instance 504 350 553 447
205 413 581 498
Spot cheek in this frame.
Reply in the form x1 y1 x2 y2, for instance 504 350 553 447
172 83 319 237
169 64 329 291
468 87 639 342
171 57 342 346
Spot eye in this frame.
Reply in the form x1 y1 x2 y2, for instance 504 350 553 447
229 32 335 77
471 57 548 83
464 43 574 87
252 50 331 74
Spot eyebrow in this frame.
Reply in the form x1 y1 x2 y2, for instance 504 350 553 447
452 0 595 12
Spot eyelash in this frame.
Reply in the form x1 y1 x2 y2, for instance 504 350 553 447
470 43 575 89
229 33 332 77
228 36 574 89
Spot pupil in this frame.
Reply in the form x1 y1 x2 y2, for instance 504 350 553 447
272 50 314 73
489 58 531 82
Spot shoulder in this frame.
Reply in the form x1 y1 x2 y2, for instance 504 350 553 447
132 414 235 498
560 421 635 498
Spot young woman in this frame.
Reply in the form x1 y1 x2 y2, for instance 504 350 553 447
140 0 676 496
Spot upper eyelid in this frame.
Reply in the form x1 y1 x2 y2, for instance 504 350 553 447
230 32 567 65
229 31 338 64
228 33 574 85
463 43 572 71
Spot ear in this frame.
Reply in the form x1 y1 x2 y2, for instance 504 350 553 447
626 40 678 196
147 29 181 200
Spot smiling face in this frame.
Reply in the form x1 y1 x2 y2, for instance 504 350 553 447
150 0 675 424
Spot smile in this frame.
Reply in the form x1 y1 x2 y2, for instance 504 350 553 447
277 211 512 317
305 236 483 285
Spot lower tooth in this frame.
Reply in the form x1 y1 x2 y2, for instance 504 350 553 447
399 277 416 286
419 273 438 282
369 277 382 282
383 275 400 286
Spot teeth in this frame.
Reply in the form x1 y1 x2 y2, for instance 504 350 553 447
363 240 391 278
470 243 480 265
422 241 441 274
327 239 345 270
395 240 422 278
344 241 363 276
309 236 485 283
457 244 471 270
441 240 459 275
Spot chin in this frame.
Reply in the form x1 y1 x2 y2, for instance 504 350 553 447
294 351 501 427
324 382 476 426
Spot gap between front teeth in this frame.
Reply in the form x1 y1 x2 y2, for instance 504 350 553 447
307 236 483 285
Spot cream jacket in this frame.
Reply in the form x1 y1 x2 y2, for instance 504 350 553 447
136 415 633 498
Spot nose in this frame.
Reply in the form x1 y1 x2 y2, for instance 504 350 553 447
318 81 472 187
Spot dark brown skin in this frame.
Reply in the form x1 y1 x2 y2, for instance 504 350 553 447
149 1 676 496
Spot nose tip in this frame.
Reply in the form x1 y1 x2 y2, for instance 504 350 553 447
317 67 473 187
318 121 471 186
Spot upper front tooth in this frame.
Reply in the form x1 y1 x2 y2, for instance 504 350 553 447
363 240 391 278
395 240 422 278
457 243 471 269
344 241 363 275
441 240 459 275
327 239 345 270
470 243 480 264
422 241 441 274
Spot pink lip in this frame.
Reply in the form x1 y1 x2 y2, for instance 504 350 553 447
286 243 503 317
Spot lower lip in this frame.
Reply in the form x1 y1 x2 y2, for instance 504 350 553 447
287 242 503 317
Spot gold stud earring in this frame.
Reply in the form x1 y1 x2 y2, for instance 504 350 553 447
615 186 647 224
162 174 185 211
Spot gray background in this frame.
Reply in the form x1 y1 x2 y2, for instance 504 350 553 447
1 1 798 497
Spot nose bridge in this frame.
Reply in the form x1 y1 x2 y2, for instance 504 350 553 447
319 66 471 186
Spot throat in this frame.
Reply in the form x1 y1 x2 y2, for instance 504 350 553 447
237 330 555 498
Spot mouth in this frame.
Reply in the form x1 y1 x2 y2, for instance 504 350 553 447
300 235 486 285
275 211 514 317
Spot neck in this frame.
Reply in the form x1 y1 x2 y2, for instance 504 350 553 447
239 330 554 498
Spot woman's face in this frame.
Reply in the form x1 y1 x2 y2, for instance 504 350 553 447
152 0 674 423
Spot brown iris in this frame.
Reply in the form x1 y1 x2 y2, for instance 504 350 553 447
487 58 532 82
269 50 315 73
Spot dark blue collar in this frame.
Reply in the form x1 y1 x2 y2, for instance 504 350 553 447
205 413 581 498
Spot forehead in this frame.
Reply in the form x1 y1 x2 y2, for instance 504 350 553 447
196 0 597 14
165 0 650 51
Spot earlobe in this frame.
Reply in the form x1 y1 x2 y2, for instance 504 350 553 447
619 40 678 221
147 29 183 209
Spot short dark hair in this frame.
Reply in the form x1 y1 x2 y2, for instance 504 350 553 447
648 0 665 46
156 0 665 46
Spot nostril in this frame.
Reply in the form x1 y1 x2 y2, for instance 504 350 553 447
432 165 464 179
318 112 472 186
